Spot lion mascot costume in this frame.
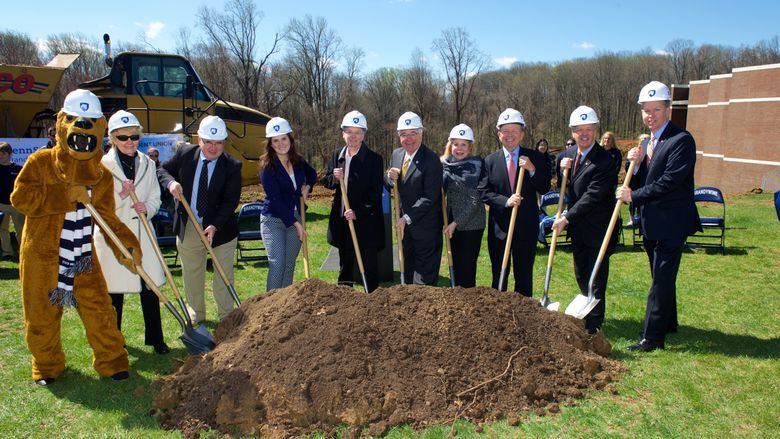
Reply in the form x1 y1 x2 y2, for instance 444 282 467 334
11 89 142 385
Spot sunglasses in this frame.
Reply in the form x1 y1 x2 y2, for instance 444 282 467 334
566 142 575 146
116 134 140 141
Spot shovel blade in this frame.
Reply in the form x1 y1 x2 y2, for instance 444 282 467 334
564 294 600 319
193 323 215 344
179 331 214 355
545 301 561 312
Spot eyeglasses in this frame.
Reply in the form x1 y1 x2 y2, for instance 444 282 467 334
116 134 140 142
566 142 575 146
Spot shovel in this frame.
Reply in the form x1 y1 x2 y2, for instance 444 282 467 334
85 202 214 355
565 160 636 319
339 178 369 292
179 197 241 306
300 197 310 279
129 190 215 346
541 168 569 311
441 188 455 287
392 183 406 284
498 167 526 292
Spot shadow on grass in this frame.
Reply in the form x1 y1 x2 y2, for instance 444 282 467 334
302 211 329 222
0 265 20 280
606 318 780 359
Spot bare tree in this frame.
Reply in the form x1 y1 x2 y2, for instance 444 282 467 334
0 30 41 65
433 27 490 125
666 39 694 83
44 33 108 109
197 0 281 108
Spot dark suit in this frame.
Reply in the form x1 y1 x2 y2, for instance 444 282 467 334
385 144 443 285
324 143 385 291
631 122 700 342
626 141 649 222
479 146 550 295
560 143 618 331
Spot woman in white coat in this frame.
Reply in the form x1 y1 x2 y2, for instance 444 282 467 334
93 111 169 354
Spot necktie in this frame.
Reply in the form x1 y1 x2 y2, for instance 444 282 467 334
573 151 582 176
507 153 516 189
401 156 411 179
647 134 656 162
197 159 210 214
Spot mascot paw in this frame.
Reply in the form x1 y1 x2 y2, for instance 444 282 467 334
118 252 138 274
68 185 91 205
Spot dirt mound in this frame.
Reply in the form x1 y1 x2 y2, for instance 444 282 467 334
154 279 625 438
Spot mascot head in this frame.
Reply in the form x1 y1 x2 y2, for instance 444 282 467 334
54 89 107 184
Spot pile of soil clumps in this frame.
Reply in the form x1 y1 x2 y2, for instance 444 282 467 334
154 279 625 438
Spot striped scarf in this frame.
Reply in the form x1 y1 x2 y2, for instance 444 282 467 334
48 198 93 308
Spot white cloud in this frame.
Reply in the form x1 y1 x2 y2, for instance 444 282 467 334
574 41 595 50
134 21 165 40
655 49 671 56
494 56 518 68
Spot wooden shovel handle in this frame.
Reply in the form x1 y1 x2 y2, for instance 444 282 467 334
501 167 526 269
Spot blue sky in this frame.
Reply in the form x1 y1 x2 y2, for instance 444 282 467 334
6 0 778 74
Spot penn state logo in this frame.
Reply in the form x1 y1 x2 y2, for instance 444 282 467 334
274 125 280 132
80 102 89 112
504 113 510 120
121 116 130 123
649 89 656 97
405 119 411 126
459 129 466 136
210 127 218 135
353 117 360 124
580 113 587 121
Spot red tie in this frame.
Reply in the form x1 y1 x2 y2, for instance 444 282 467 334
507 153 516 189
573 152 582 176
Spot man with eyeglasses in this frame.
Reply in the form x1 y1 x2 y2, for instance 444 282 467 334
556 138 576 186
479 108 550 295
385 111 443 285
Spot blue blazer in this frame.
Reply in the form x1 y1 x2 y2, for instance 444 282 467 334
260 158 317 227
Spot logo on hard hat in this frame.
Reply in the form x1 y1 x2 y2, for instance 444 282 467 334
121 116 129 123
459 130 465 136
80 102 89 111
649 90 656 97
353 117 359 124
580 113 587 121
274 125 280 132
210 128 217 135
405 119 411 126
504 114 510 120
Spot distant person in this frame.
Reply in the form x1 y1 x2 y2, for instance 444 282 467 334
441 124 485 288
323 111 385 292
158 115 242 323
0 142 25 261
259 117 317 291
556 138 576 186
601 131 623 177
385 111 443 285
147 147 173 212
478 108 550 295
93 111 169 354
535 138 556 186
45 127 57 148
617 81 701 353
552 106 618 335
626 133 650 226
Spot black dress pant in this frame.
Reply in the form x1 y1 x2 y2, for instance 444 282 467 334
572 237 613 332
402 227 442 286
110 282 164 346
337 220 379 292
487 234 535 296
450 228 483 288
642 236 684 341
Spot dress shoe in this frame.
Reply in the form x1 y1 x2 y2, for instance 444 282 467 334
111 371 129 381
153 343 171 354
35 377 55 386
586 327 600 336
627 338 664 352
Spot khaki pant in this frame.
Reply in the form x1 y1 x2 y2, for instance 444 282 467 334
177 220 237 322
0 204 25 257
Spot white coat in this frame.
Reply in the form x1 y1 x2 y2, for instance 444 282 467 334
93 147 166 293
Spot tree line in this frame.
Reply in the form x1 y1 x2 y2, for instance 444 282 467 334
2 0 779 169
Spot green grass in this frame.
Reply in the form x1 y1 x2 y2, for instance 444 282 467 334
1 193 779 438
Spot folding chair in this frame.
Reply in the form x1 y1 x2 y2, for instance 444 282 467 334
236 202 267 263
150 207 179 267
686 186 726 253
537 190 569 247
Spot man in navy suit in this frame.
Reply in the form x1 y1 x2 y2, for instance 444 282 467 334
553 106 618 334
478 108 550 295
618 81 701 352
385 112 443 285
158 116 242 323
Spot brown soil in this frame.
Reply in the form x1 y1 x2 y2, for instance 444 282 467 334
153 279 625 438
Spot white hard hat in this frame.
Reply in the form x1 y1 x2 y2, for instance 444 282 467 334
197 115 228 141
341 110 367 130
496 108 525 129
108 110 141 133
637 81 671 103
266 117 293 137
397 111 423 130
569 105 599 127
62 89 103 118
448 123 474 141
